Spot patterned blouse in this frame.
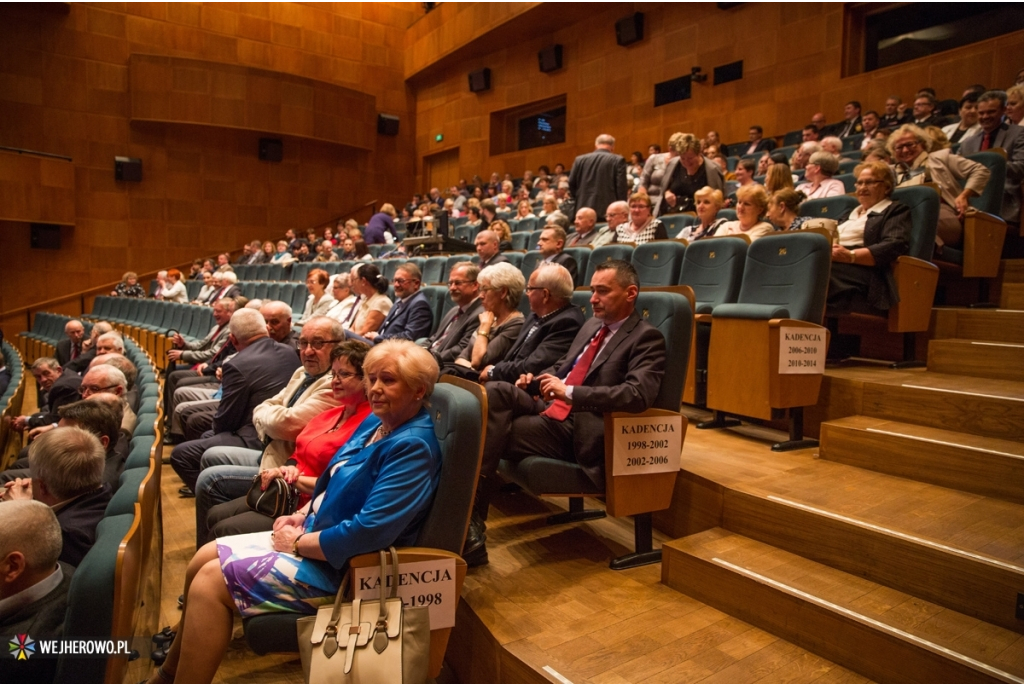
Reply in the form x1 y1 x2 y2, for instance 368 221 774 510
114 282 146 298
614 217 667 245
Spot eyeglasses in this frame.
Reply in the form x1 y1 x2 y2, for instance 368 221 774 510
297 339 343 350
893 142 919 151
392 278 419 286
447 279 475 287
525 286 548 293
81 384 118 394
854 180 883 187
332 371 361 381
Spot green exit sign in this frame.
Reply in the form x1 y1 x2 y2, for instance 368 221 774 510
435 134 443 142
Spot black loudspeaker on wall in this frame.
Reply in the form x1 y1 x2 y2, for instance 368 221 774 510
538 45 563 73
468 68 491 93
114 156 142 182
31 223 61 250
615 12 645 46
377 114 400 136
258 138 283 162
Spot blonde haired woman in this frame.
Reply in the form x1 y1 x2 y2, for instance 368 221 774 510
715 185 775 241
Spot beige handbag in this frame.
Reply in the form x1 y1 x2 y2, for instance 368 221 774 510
799 218 839 244
296 547 430 684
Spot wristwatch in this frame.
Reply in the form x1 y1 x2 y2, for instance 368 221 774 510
292 533 304 557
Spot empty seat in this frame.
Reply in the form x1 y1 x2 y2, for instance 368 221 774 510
584 244 635 284
631 240 687 286
422 256 448 284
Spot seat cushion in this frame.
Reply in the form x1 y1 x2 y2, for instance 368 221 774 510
498 456 603 496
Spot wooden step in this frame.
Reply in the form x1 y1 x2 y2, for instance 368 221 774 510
998 261 1024 285
928 339 1024 382
819 416 1024 503
933 308 1024 344
860 371 1024 442
664 528 1024 683
1002 284 1024 310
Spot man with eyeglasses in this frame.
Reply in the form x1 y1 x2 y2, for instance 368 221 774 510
479 263 583 384
171 308 300 496
566 206 614 248
421 262 484 364
365 263 433 344
536 225 578 284
191 316 344 546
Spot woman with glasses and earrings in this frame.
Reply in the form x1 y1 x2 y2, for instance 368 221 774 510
346 263 392 336
825 161 911 359
443 263 525 380
795 151 845 200
889 123 989 251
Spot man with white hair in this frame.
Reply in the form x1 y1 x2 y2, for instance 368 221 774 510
790 141 822 172
94 331 125 356
3 426 111 568
170 308 300 495
0 499 72 683
55 319 86 367
568 133 629 221
80 364 136 433
820 136 843 156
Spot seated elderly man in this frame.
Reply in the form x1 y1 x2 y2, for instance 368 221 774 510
163 297 235 418
566 206 614 248
890 123 990 249
64 321 112 374
55 319 87 367
90 352 140 413
421 262 484 364
536 224 579 283
94 330 125 357
14 357 80 433
0 500 72 684
960 90 1024 231
79 363 135 433
465 260 666 565
480 263 585 384
790 141 822 172
2 427 111 568
192 316 343 546
170 308 300 496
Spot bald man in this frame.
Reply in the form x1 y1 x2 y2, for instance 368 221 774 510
566 206 614 248
55 320 86 367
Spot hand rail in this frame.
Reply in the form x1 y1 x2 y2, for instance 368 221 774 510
0 145 73 162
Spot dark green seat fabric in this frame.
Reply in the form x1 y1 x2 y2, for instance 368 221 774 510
965 151 1007 217
800 195 859 220
678 237 748 315
835 173 857 192
244 381 484 655
712 232 831 324
514 216 538 233
892 186 940 261
717 208 737 222
520 250 544 279
511 232 532 251
419 285 449 333
658 214 697 235
584 244 635 284
422 255 448 284
106 467 147 516
563 247 590 288
501 252 524 270
632 241 687 286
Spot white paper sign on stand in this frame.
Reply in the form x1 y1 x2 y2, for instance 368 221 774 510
353 558 457 629
611 414 683 476
778 326 826 375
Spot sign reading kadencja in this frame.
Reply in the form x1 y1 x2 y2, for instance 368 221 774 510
612 415 683 476
7 634 137 660
778 326 826 375
353 558 457 629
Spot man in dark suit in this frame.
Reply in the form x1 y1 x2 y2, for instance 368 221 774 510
742 125 777 156
0 500 74 684
475 230 509 269
203 272 242 304
960 90 1024 230
163 298 235 416
366 263 433 343
54 319 87 367
13 358 81 432
480 262 584 384
170 308 300 494
831 101 864 138
568 133 629 221
421 262 483 365
909 93 948 128
465 260 666 565
3 427 112 568
535 225 578 284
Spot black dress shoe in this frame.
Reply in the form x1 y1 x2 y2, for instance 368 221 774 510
178 486 194 498
152 627 175 648
462 514 488 567
462 543 489 567
151 647 168 666
177 594 184 609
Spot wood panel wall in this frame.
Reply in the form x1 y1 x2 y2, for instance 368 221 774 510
410 3 1024 188
0 151 76 225
0 2 419 327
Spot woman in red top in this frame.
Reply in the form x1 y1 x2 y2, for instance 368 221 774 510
205 341 373 536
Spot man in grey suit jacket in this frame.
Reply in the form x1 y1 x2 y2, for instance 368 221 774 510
421 262 483 365
163 298 236 415
568 134 629 221
466 260 666 565
959 90 1024 230
475 230 510 269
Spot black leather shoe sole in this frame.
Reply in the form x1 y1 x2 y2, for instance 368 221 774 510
178 486 194 498
462 543 489 567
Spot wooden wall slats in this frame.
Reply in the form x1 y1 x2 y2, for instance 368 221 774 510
0 151 76 225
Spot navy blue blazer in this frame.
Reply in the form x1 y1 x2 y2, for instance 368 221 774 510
296 410 442 589
376 290 433 343
212 336 301 444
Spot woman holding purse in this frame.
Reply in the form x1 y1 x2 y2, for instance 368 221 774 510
151 340 442 684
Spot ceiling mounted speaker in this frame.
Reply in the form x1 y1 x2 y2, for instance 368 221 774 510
377 114 399 136
615 12 644 46
258 138 283 162
538 45 563 73
114 156 142 182
468 68 491 93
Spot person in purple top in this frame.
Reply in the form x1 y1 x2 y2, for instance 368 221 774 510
364 202 397 244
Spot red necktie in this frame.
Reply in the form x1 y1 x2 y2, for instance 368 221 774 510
981 131 993 151
71 343 79 360
542 325 608 422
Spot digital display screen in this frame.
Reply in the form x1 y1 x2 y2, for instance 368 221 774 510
518 106 566 150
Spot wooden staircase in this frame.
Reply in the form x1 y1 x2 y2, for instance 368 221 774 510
664 293 1024 682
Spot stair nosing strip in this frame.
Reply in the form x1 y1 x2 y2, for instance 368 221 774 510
899 384 1024 402
864 427 1024 460
542 666 573 684
765 496 1024 574
969 342 1024 348
710 557 1024 683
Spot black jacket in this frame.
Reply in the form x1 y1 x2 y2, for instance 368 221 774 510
568 149 629 221
835 200 911 311
489 304 585 383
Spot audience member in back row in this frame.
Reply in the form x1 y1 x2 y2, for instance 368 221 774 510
890 123 990 249
443 262 525 380
203 341 372 542
194 317 343 546
55 319 87 367
959 90 1024 231
345 263 393 335
464 260 666 566
422 262 483 364
298 268 335 324
480 263 584 384
715 184 776 242
0 499 73 684
323 273 357 324
3 427 112 568
366 263 432 343
156 269 188 303
654 133 725 216
111 271 146 298
942 92 983 145
614 192 667 245
153 341 441 684
171 308 300 495
796 151 846 200
475 229 509 269
364 202 397 244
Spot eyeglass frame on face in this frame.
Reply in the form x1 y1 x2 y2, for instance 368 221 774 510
447 279 475 287
332 370 361 381
297 338 343 350
392 277 420 286
854 179 883 188
893 140 920 152
524 286 548 293
81 383 118 395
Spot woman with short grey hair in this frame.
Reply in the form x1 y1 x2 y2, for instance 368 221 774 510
796 151 845 200
444 262 525 379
